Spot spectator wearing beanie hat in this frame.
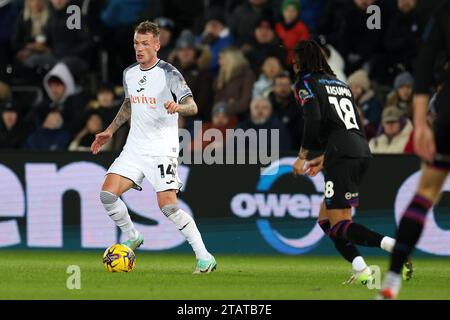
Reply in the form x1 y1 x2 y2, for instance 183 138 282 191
275 0 310 65
385 71 414 120
198 6 234 75
347 69 383 140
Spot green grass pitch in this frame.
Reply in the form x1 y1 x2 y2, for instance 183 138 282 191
1 250 449 300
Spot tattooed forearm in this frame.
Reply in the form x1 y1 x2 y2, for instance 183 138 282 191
298 148 310 160
107 98 131 133
177 97 198 116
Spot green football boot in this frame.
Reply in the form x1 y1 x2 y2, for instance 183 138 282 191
122 231 144 251
193 255 217 274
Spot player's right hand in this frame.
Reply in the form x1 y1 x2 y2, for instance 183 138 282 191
91 130 113 155
414 125 436 164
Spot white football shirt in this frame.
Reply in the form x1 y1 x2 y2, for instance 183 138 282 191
122 59 192 157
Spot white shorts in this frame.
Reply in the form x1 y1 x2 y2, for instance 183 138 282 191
106 149 182 193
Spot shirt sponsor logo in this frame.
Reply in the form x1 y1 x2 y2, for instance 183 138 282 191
129 94 157 108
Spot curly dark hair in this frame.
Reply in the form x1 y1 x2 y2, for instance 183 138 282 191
293 40 335 77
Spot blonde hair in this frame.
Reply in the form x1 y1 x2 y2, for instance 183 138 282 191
135 20 160 37
24 0 49 38
217 48 249 89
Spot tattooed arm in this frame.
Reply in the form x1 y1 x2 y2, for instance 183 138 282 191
107 98 132 134
164 96 198 117
91 98 131 155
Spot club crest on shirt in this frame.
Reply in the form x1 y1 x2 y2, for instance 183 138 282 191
298 89 313 101
138 75 147 86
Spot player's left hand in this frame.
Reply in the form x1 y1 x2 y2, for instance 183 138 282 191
293 157 306 176
305 155 324 177
414 124 436 164
164 101 179 114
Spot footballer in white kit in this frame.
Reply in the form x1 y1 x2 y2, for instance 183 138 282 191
107 58 188 193
91 21 216 274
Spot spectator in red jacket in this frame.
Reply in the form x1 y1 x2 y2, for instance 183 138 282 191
275 0 310 65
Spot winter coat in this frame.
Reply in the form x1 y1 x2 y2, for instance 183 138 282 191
369 119 413 154
35 62 89 134
214 65 256 118
275 20 310 65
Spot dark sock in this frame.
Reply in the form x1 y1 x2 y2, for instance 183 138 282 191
319 220 360 263
390 194 432 273
330 220 384 247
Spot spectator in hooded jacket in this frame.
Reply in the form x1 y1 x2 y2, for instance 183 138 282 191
275 0 310 66
32 61 89 135
348 69 383 140
369 106 413 154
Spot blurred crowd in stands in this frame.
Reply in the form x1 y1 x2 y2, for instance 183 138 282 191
0 0 447 155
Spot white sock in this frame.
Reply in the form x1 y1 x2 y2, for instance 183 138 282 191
101 191 137 240
382 271 402 296
163 206 210 260
381 236 396 253
352 256 368 272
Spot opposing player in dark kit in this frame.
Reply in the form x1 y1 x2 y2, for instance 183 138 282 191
379 1 450 299
291 40 412 284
